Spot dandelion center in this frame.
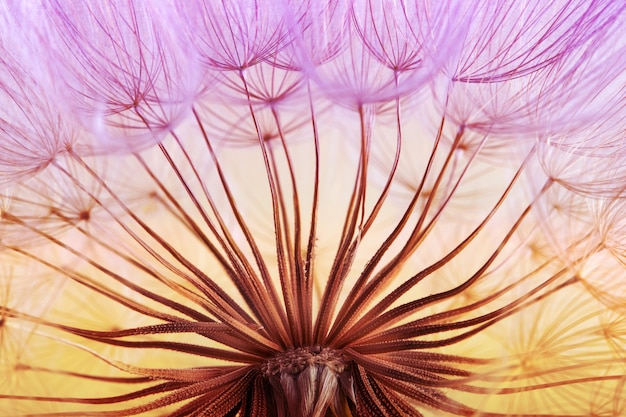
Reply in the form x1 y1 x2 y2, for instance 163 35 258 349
262 346 348 378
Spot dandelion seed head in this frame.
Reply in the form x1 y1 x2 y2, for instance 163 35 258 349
0 1 625 416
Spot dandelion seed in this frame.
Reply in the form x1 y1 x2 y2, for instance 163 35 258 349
0 1 625 417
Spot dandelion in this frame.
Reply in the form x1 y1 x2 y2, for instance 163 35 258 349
0 0 625 416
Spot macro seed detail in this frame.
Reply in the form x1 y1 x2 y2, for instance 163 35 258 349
0 1 624 416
